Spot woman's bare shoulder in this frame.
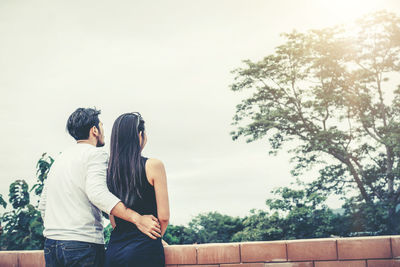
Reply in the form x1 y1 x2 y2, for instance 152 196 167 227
145 158 165 170
145 158 166 183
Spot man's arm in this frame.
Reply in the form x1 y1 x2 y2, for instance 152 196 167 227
86 149 161 239
109 202 161 239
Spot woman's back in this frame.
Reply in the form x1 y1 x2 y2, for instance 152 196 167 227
105 112 169 267
113 156 157 231
105 157 165 267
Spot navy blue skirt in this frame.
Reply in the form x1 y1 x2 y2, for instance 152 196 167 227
104 227 165 267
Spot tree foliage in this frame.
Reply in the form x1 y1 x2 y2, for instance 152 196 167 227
231 183 347 242
0 152 390 248
165 186 349 244
163 211 244 244
0 154 54 250
162 225 192 245
31 153 54 197
230 10 400 234
187 212 244 244
0 180 44 250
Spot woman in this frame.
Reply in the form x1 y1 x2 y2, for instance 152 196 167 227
105 112 170 267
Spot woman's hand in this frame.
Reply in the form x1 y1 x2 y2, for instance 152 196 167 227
136 214 162 239
162 240 169 246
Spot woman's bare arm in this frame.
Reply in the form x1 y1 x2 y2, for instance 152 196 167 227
146 158 170 237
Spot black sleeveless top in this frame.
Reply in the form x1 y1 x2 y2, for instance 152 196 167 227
114 156 158 232
105 157 164 267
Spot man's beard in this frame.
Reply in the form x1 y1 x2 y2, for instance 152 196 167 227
96 138 105 147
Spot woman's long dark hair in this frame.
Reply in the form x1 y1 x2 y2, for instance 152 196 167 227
107 112 146 208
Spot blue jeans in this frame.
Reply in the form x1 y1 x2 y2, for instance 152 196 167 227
44 238 105 267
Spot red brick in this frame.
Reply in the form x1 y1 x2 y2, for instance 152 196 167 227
18 250 45 267
179 265 218 267
164 245 197 265
287 238 337 261
315 260 366 267
197 243 240 264
221 264 264 267
264 262 313 267
241 241 287 262
0 251 19 267
392 236 400 258
368 260 400 267
337 236 391 260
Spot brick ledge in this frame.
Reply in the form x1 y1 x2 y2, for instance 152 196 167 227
0 236 399 267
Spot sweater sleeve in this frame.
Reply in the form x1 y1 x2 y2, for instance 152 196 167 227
85 149 121 214
38 182 48 221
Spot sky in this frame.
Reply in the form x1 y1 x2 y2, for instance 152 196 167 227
1 0 399 225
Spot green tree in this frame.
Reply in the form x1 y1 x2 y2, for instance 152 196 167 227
266 186 346 239
163 212 244 244
0 195 6 210
0 180 44 250
230 10 400 234
233 184 346 241
104 223 113 246
231 209 283 242
31 153 54 197
163 225 191 245
0 153 54 250
186 211 244 244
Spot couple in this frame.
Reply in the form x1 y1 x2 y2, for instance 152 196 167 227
39 107 169 267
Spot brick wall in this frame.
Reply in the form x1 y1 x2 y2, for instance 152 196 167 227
0 236 399 267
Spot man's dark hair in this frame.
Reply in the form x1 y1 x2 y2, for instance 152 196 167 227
66 108 101 140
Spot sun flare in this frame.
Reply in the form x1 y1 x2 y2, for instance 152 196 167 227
319 0 383 25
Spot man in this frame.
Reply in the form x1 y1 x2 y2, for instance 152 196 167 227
39 107 161 267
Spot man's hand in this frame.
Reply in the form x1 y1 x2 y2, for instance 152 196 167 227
136 214 162 239
110 202 161 239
